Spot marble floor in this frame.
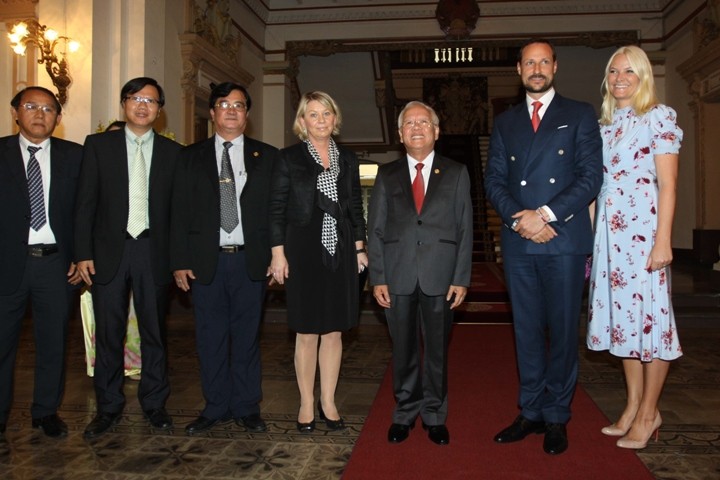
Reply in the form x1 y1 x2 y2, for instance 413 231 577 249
1 259 718 479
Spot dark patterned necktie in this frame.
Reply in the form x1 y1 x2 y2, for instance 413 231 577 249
412 163 425 213
27 146 47 231
219 141 239 232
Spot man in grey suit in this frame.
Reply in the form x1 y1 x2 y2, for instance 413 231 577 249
368 101 473 446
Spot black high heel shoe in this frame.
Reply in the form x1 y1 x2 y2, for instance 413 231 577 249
318 400 346 431
296 419 315 433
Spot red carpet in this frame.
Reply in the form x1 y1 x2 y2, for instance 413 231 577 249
456 262 512 323
344 324 654 479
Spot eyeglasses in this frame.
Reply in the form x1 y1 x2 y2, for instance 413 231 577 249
214 101 247 111
20 103 57 114
402 119 435 129
125 96 160 106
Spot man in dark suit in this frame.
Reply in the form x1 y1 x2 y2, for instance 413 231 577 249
170 82 278 435
0 86 83 439
484 39 603 455
368 101 473 446
75 77 181 438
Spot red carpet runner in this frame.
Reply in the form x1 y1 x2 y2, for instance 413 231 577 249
455 263 512 323
344 324 654 479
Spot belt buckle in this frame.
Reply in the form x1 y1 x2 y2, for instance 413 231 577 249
29 248 42 257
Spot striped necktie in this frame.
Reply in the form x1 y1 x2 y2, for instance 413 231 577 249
27 146 47 231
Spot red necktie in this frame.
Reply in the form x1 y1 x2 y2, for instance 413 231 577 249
531 101 542 132
412 163 425 213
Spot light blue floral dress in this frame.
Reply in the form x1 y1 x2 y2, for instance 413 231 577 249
587 104 683 361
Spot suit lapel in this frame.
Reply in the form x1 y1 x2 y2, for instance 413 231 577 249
149 131 164 194
48 138 66 227
3 135 29 202
423 155 447 208
243 137 261 177
524 95 565 173
202 138 220 197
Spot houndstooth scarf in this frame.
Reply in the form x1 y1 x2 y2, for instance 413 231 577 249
305 138 341 270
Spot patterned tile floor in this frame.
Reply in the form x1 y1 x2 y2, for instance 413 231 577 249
1 260 718 479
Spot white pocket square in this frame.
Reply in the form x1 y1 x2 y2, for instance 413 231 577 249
557 125 568 129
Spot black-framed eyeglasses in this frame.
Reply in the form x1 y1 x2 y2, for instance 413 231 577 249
214 101 247 111
20 103 57 114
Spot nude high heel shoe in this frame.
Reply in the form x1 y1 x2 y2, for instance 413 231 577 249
616 413 662 449
601 424 629 437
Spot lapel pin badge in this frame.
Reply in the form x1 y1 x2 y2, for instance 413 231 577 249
434 169 440 174
253 151 259 157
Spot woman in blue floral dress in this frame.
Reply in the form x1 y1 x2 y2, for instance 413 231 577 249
587 45 683 450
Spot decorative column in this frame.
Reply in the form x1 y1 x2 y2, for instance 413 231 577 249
678 20 720 265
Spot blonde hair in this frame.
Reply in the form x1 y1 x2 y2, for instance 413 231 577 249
600 45 658 125
292 91 342 140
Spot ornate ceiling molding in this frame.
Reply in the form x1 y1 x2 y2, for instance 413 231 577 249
247 0 670 25
285 31 639 59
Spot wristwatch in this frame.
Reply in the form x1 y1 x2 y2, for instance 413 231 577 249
511 219 520 231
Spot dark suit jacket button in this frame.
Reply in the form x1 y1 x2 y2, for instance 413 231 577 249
417 241 422 245
417 220 423 225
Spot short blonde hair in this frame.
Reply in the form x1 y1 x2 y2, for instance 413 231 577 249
292 91 342 140
396 101 440 129
600 45 658 125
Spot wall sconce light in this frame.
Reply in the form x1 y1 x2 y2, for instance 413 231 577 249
8 19 80 105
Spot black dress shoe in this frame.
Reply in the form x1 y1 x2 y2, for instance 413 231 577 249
236 413 267 432
543 423 568 455
388 422 414 443
84 412 121 439
32 414 68 438
422 423 450 445
144 408 173 430
317 401 346 431
494 415 546 443
296 420 315 433
185 415 231 435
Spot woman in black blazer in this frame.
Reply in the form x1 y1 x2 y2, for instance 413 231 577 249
269 91 367 433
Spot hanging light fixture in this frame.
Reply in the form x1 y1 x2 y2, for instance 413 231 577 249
7 19 80 105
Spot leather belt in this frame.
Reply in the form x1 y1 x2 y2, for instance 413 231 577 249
126 229 150 239
28 244 58 257
219 245 244 253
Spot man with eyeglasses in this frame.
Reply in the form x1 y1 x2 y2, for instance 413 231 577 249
75 77 181 439
170 82 278 435
367 101 473 446
0 86 83 440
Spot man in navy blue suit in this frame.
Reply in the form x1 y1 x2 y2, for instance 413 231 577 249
170 82 278 435
485 39 602 455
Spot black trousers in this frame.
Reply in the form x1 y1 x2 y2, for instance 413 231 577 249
0 253 72 422
91 237 170 413
386 285 454 426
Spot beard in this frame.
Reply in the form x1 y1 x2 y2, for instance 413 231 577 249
523 74 553 94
